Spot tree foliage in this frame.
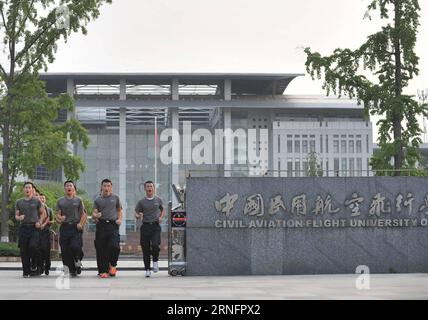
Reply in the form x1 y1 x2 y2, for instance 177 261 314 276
304 0 427 174
0 0 112 241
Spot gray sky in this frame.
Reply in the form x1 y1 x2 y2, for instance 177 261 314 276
49 0 428 96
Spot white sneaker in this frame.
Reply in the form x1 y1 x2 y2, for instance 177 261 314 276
153 262 159 273
75 260 82 268
145 270 151 278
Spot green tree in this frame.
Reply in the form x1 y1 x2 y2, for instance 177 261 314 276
304 0 427 176
306 152 323 177
0 0 112 242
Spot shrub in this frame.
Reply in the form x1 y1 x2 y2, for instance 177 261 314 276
0 242 20 257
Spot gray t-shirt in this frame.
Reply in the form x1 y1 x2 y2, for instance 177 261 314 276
135 196 164 223
56 196 85 224
94 194 122 221
15 197 42 224
44 205 53 228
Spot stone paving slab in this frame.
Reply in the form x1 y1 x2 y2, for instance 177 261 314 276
0 271 427 300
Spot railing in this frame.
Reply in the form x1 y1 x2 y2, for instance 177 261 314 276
186 169 428 178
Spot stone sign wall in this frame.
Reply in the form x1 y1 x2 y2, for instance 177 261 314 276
186 177 428 275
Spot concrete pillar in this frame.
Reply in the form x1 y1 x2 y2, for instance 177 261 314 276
64 79 75 181
66 78 75 96
224 79 232 101
172 78 179 101
224 79 232 177
119 79 127 241
171 79 180 207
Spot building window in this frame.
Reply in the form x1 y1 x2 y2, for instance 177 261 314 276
366 135 369 153
310 140 316 153
356 140 362 153
295 160 301 177
320 135 323 153
295 140 301 153
334 158 340 176
302 161 308 177
302 140 308 153
287 140 293 153
34 166 62 182
357 158 363 176
287 158 293 177
349 140 355 153
349 158 355 176
341 140 347 154
333 140 339 153
326 135 329 153
342 158 348 176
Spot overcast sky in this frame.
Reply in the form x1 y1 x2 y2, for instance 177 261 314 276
49 0 428 96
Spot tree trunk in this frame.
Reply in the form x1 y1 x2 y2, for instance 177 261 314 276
2 26 16 242
1 125 10 243
393 0 404 176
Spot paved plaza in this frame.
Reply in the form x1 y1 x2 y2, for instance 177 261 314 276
0 265 428 300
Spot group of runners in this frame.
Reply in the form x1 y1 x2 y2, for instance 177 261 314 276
15 179 164 278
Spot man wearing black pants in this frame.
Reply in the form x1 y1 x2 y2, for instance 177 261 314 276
92 179 123 278
56 181 87 277
135 181 164 278
15 182 46 278
39 194 54 275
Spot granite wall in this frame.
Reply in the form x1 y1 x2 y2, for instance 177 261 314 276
186 177 428 275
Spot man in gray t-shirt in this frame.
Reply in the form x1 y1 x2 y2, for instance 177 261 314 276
15 182 46 277
92 179 123 278
39 194 54 276
16 197 43 224
135 181 165 277
135 196 163 223
94 194 122 221
56 196 84 224
56 180 87 277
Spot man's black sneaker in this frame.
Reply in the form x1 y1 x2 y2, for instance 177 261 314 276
30 271 41 277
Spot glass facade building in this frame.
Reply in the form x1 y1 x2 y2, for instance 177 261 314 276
39 73 373 246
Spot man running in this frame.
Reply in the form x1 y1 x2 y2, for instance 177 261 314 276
39 193 54 276
15 182 46 278
92 179 123 278
135 181 164 278
56 180 87 277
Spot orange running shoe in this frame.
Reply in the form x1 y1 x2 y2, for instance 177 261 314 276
99 273 109 279
109 266 117 277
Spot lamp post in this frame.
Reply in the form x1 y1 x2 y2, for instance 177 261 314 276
417 89 428 143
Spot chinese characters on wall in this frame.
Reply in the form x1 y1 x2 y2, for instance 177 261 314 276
213 191 428 229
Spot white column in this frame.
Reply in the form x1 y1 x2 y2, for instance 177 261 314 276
67 79 75 96
119 79 127 241
66 78 75 153
224 79 232 177
64 79 75 181
171 79 180 207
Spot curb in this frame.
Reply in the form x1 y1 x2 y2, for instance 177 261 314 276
0 267 169 271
